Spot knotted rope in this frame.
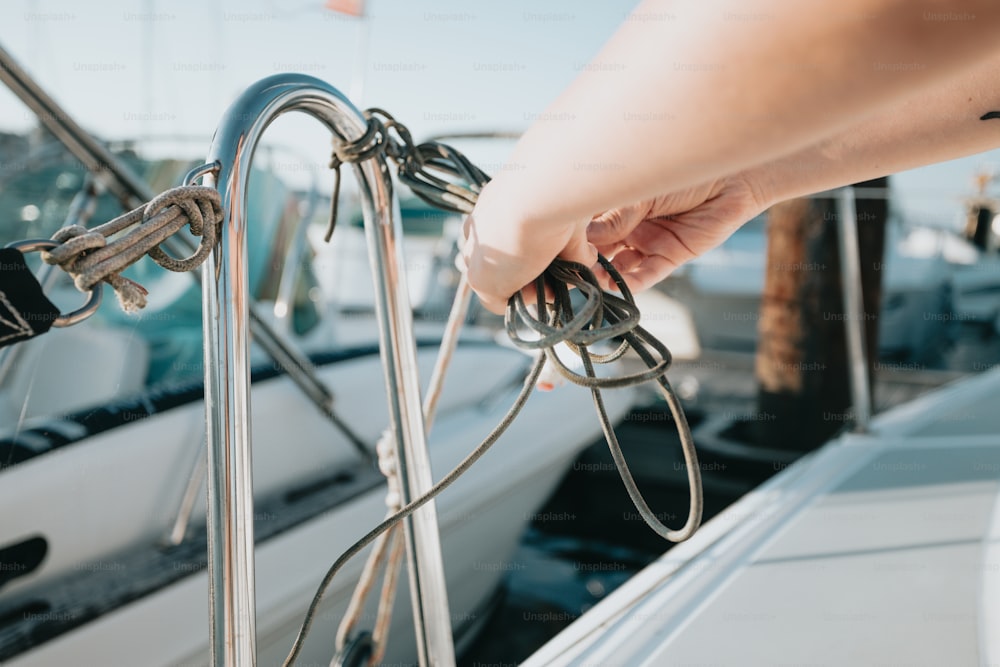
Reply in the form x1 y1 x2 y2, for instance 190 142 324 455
40 185 222 312
333 278 474 667
332 431 405 666
324 108 485 242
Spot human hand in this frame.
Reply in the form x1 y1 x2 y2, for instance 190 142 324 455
462 174 766 313
587 175 767 293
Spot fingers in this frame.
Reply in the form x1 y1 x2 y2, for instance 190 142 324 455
615 254 679 293
462 210 601 314
462 189 697 313
559 229 599 268
461 179 760 309
586 201 651 245
594 248 680 294
477 292 512 315
606 247 644 274
461 222 518 315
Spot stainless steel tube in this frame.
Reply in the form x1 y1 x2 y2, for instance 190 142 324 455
836 187 872 432
202 73 455 667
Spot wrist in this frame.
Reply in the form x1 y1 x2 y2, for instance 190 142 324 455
736 162 783 211
742 132 858 206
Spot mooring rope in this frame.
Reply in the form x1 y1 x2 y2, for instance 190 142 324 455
333 278 474 666
39 185 222 312
282 113 704 666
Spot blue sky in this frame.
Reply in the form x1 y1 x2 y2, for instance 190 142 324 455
0 0 631 160
0 0 997 227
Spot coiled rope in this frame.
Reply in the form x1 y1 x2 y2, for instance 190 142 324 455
282 112 703 666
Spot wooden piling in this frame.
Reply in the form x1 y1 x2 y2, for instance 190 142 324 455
753 179 887 451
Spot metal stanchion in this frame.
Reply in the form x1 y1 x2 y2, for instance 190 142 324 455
836 187 872 432
201 74 455 667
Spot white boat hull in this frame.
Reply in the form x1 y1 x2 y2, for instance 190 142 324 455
2 341 635 665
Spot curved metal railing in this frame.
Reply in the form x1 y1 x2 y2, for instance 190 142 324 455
200 73 455 667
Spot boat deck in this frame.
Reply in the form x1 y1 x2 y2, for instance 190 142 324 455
459 341 996 665
522 367 1000 667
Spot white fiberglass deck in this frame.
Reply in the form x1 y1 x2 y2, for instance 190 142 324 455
525 368 1000 667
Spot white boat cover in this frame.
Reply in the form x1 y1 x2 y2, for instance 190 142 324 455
525 368 1000 667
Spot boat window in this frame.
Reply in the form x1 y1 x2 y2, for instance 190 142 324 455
0 128 326 424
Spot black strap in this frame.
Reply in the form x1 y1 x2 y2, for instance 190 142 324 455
0 248 60 349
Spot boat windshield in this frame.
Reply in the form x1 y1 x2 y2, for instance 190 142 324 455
0 128 325 420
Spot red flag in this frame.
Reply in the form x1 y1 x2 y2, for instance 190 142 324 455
325 0 364 17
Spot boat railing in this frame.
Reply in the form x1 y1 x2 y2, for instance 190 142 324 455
199 73 455 667
0 43 454 664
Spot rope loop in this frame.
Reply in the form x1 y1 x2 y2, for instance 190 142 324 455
43 225 108 266
330 112 386 169
509 257 701 543
143 185 222 272
323 108 488 244
324 111 395 242
364 107 417 164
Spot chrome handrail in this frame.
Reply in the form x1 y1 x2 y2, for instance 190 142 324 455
836 187 873 432
201 73 455 667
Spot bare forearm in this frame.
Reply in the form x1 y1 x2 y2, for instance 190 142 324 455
752 52 1000 205
494 0 1000 228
